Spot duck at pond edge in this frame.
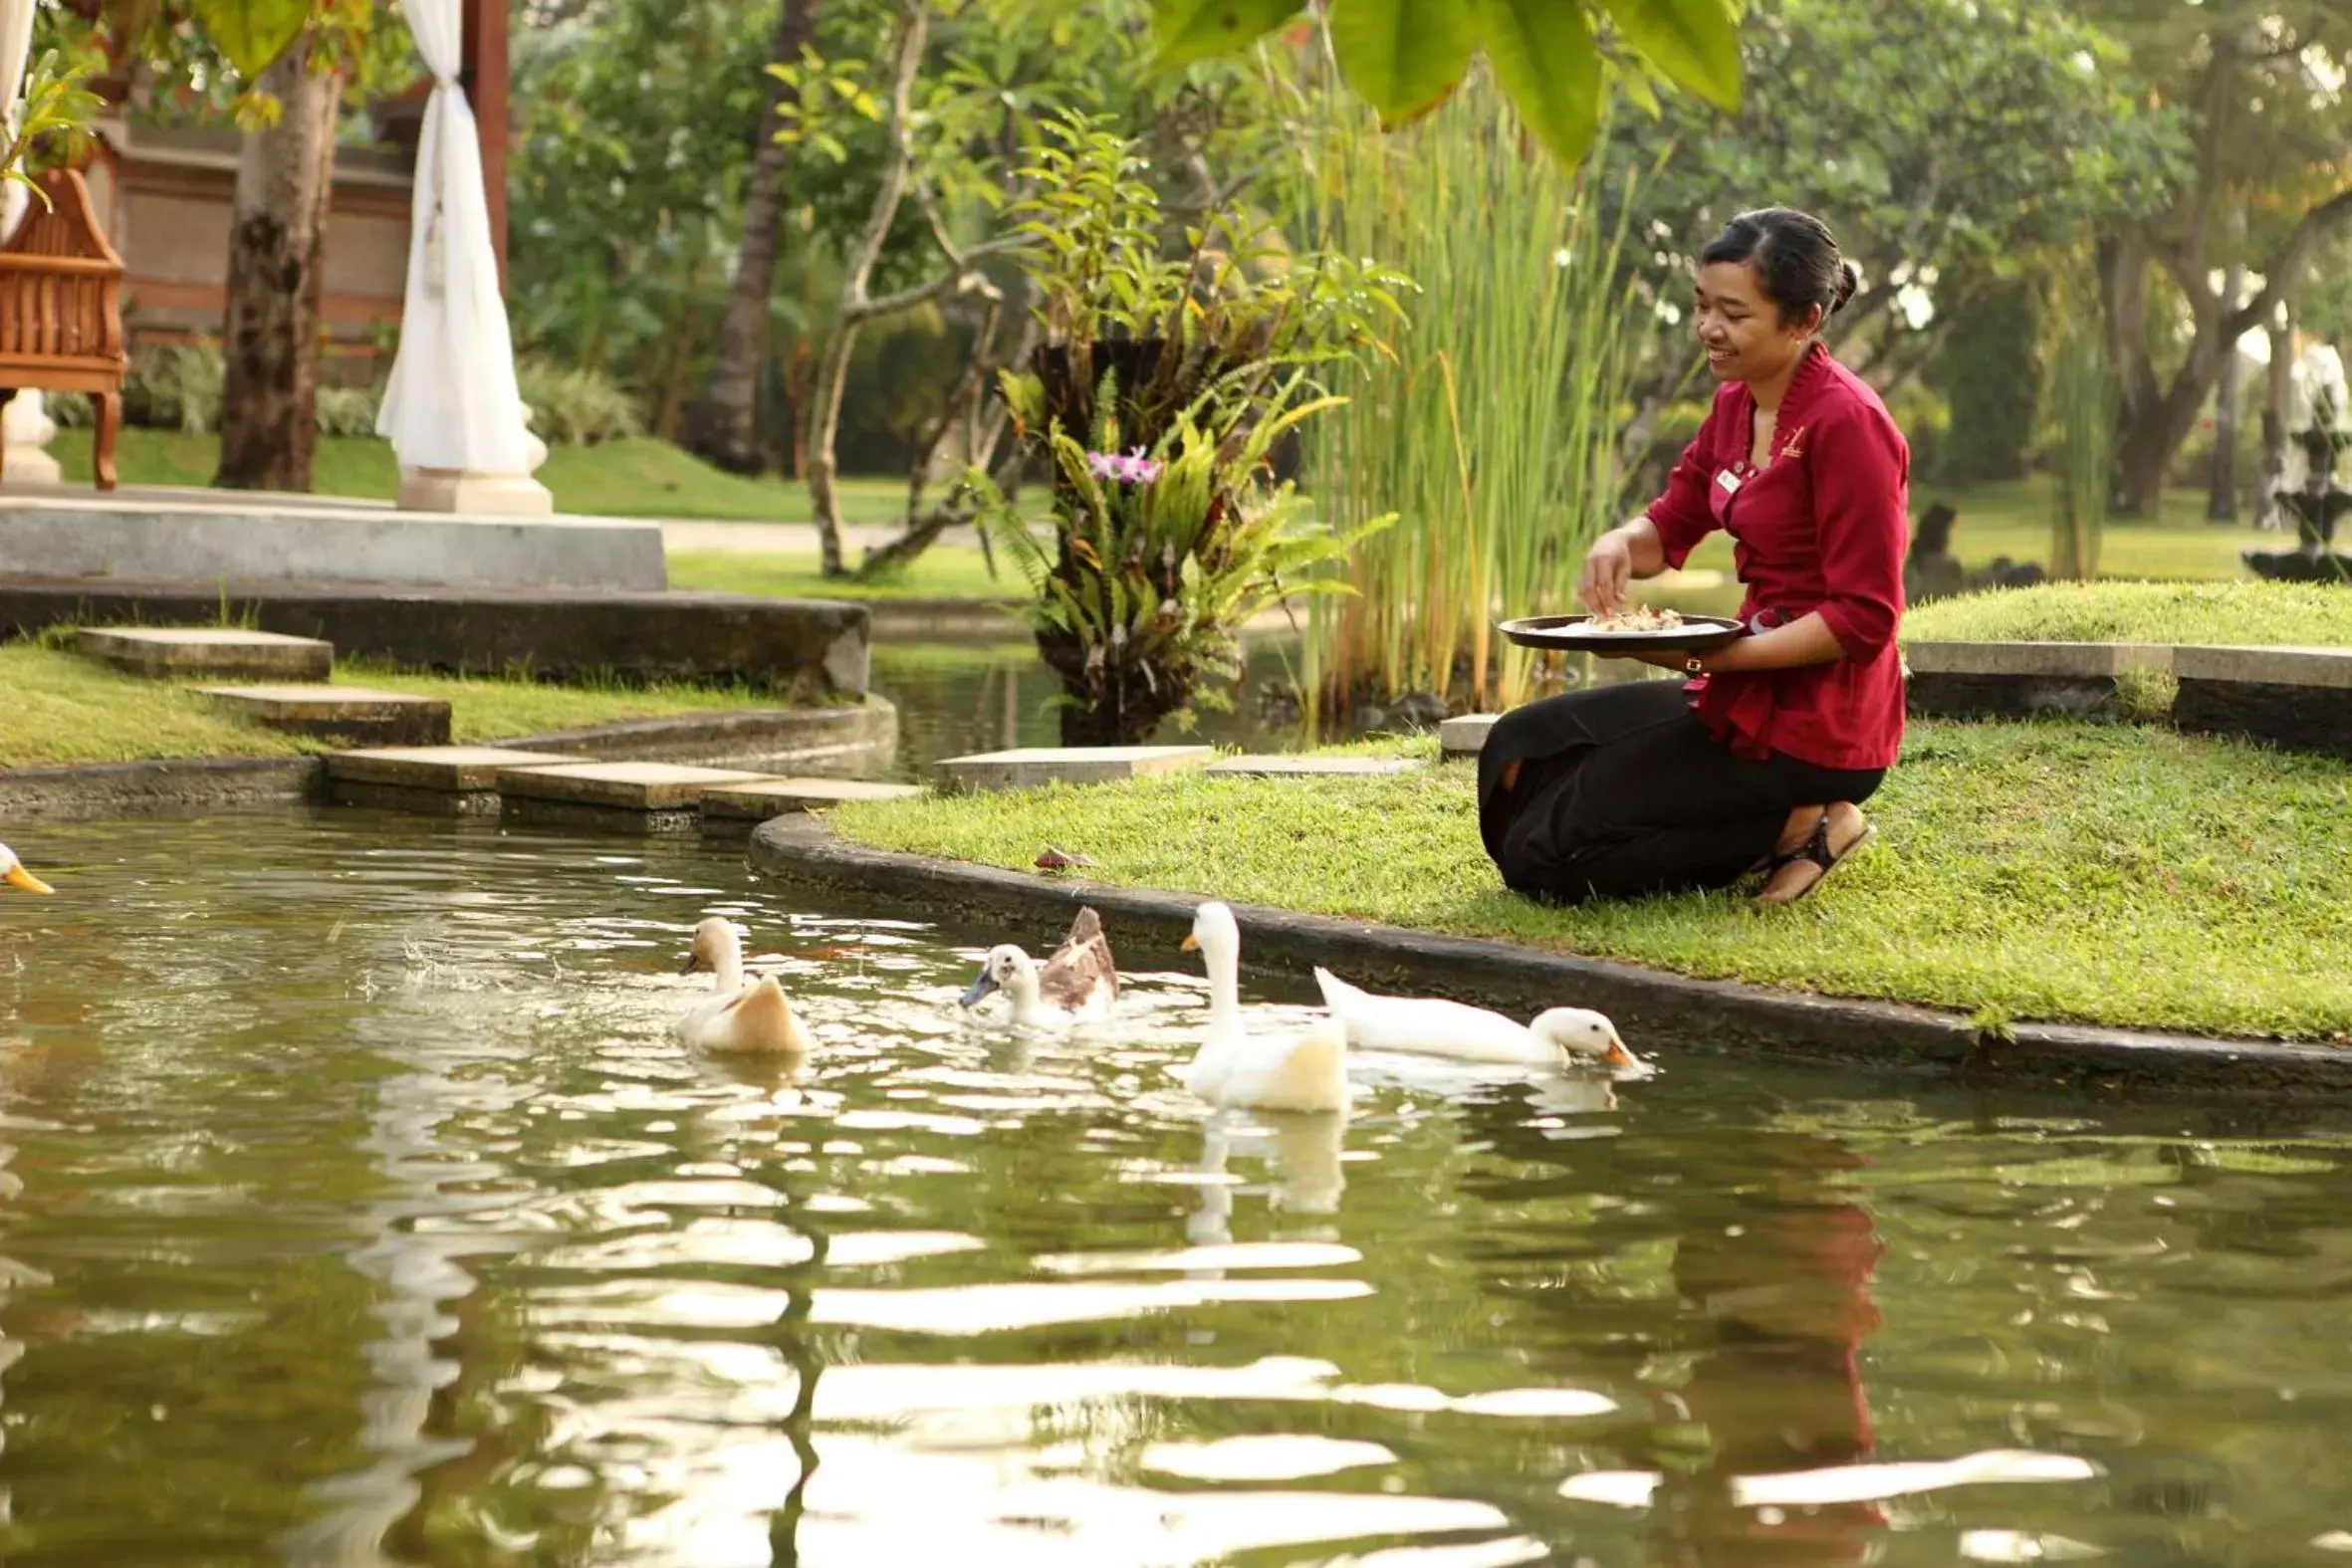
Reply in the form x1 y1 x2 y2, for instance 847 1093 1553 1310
677 917 811 1056
0 845 53 896
1180 901 1349 1115
960 906 1119 1026
1314 968 1641 1073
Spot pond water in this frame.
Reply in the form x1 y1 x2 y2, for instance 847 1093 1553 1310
4 812 2352 1565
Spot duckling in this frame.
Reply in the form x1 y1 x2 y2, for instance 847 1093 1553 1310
677 917 811 1056
1313 968 1638 1071
0 844 52 895
960 906 1118 1026
1179 901 1348 1114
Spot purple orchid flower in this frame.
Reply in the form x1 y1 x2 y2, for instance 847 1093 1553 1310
1085 447 1163 487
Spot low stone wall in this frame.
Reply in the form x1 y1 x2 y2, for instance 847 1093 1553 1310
1903 640 2173 721
2173 645 2352 762
0 575 872 696
1903 639 2352 761
0 495 666 592
0 757 325 820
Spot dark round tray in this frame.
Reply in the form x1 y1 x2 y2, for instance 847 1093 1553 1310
1498 613 1745 655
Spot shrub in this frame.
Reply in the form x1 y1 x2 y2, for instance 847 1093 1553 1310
514 358 644 446
123 341 225 434
313 385 381 438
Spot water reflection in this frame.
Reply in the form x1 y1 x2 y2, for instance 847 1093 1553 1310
6 815 2352 1565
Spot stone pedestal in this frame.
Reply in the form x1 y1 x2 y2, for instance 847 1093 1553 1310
0 183 61 489
394 424 555 517
0 391 62 489
394 468 556 518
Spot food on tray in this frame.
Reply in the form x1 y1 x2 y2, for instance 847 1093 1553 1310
1584 604 1685 634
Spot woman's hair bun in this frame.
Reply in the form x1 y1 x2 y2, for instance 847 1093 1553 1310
1701 207 1857 328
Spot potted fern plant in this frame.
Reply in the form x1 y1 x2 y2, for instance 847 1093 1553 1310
973 112 1406 746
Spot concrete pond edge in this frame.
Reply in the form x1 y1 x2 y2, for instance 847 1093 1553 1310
747 815 2352 1095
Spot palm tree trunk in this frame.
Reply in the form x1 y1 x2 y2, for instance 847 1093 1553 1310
681 0 821 475
215 36 341 492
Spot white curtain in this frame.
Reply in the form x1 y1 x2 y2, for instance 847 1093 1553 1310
374 0 533 474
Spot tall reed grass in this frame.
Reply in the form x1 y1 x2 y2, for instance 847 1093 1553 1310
2043 261 2113 581
1294 74 1650 714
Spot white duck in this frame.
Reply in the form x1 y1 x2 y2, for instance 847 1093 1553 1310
1179 901 1349 1114
960 906 1118 1025
0 844 52 895
677 917 812 1056
1313 968 1639 1071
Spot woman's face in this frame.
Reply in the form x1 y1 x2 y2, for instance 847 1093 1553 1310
1693 260 1819 386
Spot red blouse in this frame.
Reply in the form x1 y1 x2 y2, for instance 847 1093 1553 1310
1645 343 1909 772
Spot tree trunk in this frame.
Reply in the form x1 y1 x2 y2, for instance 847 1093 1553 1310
2257 312 2294 530
804 5 929 577
2207 257 2245 522
682 0 821 474
215 38 341 493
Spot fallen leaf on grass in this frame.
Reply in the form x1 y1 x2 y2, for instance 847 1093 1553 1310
1035 845 1096 872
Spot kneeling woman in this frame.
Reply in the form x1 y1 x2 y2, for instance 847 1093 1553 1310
1481 207 1907 905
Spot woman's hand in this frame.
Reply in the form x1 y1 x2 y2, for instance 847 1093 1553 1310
1579 532 1635 615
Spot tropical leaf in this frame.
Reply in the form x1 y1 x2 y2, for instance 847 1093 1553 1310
1327 0 1479 125
1153 0 1304 70
1596 0 1741 112
1477 0 1604 163
186 0 312 78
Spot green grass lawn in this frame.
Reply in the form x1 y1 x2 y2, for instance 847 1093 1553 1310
1906 580 2352 646
667 547 1019 600
48 429 912 525
830 723 2352 1041
0 642 788 768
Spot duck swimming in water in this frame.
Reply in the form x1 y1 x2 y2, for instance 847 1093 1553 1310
960 906 1119 1026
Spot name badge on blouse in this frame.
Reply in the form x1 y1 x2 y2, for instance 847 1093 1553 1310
1710 466 1743 525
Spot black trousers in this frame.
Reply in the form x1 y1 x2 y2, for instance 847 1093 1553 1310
1477 679 1886 905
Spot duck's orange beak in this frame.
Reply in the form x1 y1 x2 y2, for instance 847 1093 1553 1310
1603 1031 1636 1069
1180 934 1200 953
4 863 53 895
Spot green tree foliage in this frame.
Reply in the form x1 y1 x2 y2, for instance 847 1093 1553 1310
1928 276 2042 484
2078 0 2352 514
1611 0 2184 402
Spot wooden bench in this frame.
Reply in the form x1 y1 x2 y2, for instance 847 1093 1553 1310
0 167 126 490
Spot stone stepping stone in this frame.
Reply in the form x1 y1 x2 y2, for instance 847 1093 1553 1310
329 746 587 791
495 761 780 811
938 745 1214 792
1206 755 1427 779
325 746 586 815
79 626 334 682
199 684 450 746
701 778 928 821
1439 714 1500 760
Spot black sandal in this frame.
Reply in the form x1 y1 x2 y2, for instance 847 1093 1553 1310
1758 808 1876 904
